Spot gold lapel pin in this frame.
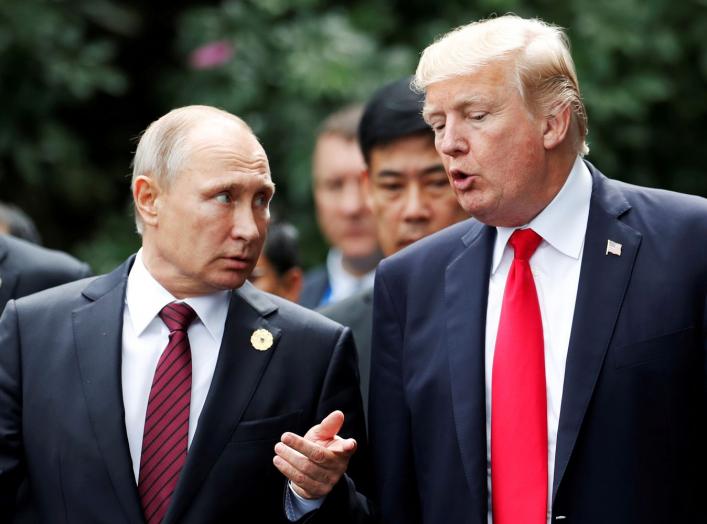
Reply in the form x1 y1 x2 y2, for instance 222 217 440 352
606 239 622 256
250 328 274 351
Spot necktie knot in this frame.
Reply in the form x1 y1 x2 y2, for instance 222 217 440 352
158 302 197 333
509 228 543 261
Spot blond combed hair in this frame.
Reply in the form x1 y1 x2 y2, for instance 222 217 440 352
414 15 589 156
130 105 252 234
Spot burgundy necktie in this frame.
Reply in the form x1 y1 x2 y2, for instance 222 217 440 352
491 228 547 524
138 301 196 524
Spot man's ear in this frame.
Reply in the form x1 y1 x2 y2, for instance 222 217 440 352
543 103 572 150
133 175 162 228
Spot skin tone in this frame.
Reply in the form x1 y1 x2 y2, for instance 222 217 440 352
313 134 380 275
133 113 354 499
364 133 468 257
422 60 574 227
249 254 303 303
134 122 274 298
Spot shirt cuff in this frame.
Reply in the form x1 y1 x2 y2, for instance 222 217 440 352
284 481 325 521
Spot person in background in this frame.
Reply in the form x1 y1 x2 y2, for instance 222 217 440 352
0 201 42 245
300 105 382 309
0 105 372 523
0 224 91 315
369 15 707 524
249 221 304 303
320 77 467 420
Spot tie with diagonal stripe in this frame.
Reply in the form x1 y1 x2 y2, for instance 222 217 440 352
138 301 197 524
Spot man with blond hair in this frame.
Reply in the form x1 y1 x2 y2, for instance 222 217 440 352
369 15 707 524
0 105 371 523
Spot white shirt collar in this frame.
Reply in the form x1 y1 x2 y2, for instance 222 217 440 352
125 249 231 343
325 248 376 301
491 156 593 274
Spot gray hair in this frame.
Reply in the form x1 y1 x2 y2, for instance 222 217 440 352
414 15 589 156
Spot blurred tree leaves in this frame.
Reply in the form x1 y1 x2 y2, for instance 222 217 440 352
0 0 705 272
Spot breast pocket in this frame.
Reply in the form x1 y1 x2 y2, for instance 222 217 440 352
229 410 302 443
612 326 696 369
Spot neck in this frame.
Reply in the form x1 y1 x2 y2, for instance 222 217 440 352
341 248 383 276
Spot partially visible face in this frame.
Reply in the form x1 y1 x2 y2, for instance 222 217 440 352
249 254 281 295
423 61 554 227
249 254 301 303
366 134 468 256
312 134 379 259
140 123 274 298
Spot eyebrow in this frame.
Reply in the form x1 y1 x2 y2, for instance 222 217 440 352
374 164 446 179
210 179 276 194
422 94 492 122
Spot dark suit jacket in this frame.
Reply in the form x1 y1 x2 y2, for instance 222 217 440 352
0 234 92 313
369 163 707 524
319 288 373 423
0 257 371 523
299 265 330 309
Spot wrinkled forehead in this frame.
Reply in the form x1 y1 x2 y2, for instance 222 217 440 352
421 61 518 118
185 120 271 178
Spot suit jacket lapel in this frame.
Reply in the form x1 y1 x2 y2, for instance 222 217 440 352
0 237 19 312
445 221 495 520
552 168 641 501
165 282 281 524
73 257 145 524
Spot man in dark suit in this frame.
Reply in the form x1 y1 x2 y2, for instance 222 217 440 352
0 105 370 523
300 105 381 309
369 15 707 524
320 77 466 420
0 232 92 313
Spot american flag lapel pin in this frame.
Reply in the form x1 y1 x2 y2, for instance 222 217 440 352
606 239 622 256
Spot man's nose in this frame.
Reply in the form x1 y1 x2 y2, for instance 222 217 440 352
402 183 431 223
232 206 262 241
340 178 367 216
438 121 468 158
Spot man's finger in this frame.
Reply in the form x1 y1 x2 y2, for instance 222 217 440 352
310 410 345 441
281 433 331 465
274 441 337 484
283 430 357 459
272 455 329 499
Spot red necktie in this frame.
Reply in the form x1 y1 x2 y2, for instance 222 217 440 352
491 228 547 524
138 302 196 524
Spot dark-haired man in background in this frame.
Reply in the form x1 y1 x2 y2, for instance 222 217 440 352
250 221 304 303
300 105 382 309
320 77 467 419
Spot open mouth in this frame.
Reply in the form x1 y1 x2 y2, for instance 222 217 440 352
449 169 475 190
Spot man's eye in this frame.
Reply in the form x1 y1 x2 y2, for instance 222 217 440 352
215 193 231 204
429 178 450 188
254 193 270 207
469 112 488 121
380 183 404 192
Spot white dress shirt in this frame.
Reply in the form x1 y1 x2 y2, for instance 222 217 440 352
122 251 316 519
485 157 593 523
326 248 376 303
122 250 229 481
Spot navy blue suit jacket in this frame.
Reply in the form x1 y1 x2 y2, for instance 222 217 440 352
0 257 371 523
369 163 707 523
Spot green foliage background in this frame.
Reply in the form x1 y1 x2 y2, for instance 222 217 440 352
1 0 705 273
